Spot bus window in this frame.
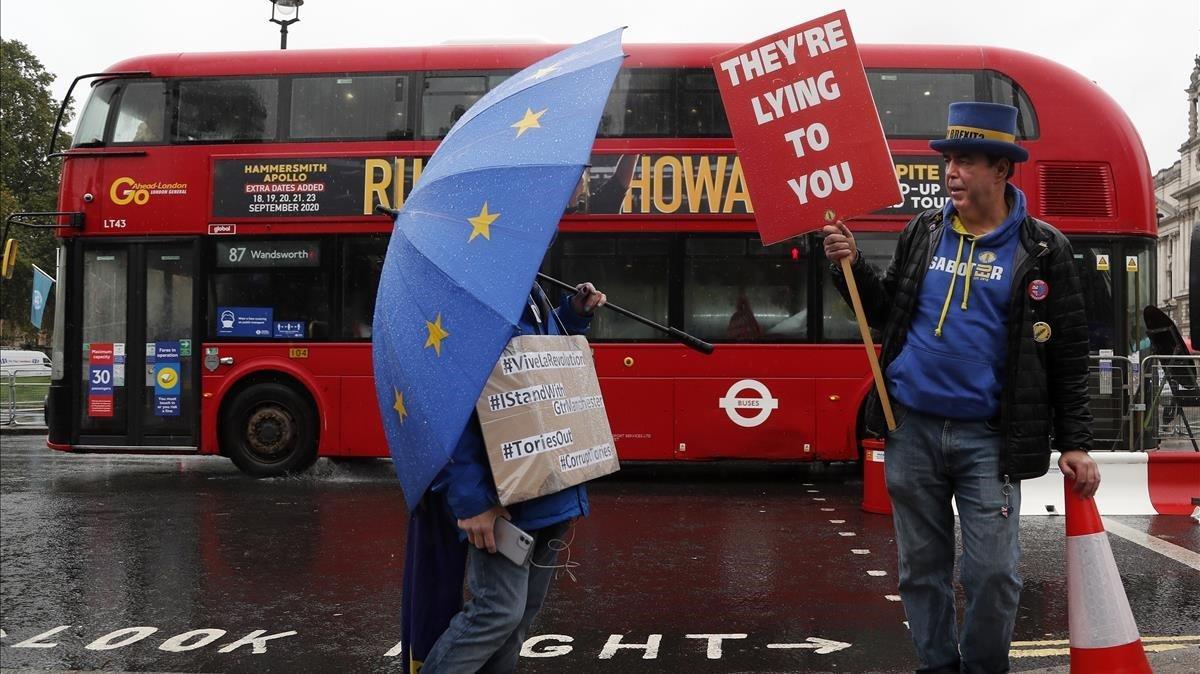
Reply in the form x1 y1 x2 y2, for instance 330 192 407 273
1124 241 1154 356
291 75 413 140
73 80 120 147
421 75 488 139
209 239 330 339
342 235 388 339
989 73 1039 139
684 235 809 342
821 232 898 342
175 78 278 142
80 248 128 433
867 70 977 138
555 235 669 340
1071 246 1117 352
111 80 168 144
598 69 673 137
678 69 730 137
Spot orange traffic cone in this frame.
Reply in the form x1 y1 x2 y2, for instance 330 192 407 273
1064 479 1152 673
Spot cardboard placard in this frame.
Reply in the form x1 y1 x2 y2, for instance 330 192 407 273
476 335 619 506
712 10 901 243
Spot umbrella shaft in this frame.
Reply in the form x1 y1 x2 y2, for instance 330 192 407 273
536 273 664 331
535 273 714 355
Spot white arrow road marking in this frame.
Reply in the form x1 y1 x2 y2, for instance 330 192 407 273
766 637 852 654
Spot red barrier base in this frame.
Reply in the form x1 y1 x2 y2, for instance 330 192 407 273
862 438 892 515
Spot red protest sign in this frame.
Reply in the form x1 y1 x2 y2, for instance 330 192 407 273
713 11 900 244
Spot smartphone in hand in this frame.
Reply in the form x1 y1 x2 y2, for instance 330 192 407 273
493 517 534 566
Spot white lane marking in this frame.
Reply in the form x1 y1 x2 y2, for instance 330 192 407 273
159 629 228 652
829 519 845 524
11 626 71 648
86 627 158 650
599 634 662 659
765 638 851 654
216 630 298 654
837 531 856 537
886 595 902 602
520 635 574 658
806 490 819 493
813 497 827 501
851 549 870 554
1102 518 1200 571
820 508 835 512
684 634 747 659
867 570 887 577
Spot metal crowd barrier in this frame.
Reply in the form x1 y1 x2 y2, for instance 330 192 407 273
1137 354 1200 452
1087 354 1133 451
1 369 49 427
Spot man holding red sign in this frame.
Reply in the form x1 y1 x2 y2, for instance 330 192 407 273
824 102 1100 673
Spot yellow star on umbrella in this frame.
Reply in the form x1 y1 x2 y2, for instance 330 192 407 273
424 313 450 356
392 388 408 423
511 108 547 137
467 202 500 242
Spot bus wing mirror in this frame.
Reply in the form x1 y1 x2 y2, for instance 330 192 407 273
1 239 17 279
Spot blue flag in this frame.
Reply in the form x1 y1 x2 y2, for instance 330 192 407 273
30 264 54 329
401 493 466 673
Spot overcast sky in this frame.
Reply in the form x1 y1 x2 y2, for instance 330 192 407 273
2 1 1197 172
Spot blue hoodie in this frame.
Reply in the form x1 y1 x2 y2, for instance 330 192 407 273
886 184 1027 420
431 288 593 533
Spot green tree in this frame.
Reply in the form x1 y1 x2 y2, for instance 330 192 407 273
0 39 73 346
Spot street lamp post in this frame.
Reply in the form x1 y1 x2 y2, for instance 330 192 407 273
269 0 303 50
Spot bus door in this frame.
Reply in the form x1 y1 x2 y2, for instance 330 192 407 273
77 240 200 448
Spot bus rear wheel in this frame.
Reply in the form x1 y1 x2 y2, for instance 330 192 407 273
222 382 318 477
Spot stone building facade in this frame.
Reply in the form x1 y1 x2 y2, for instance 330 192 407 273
1154 57 1200 338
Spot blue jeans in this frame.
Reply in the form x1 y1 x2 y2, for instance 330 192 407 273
885 406 1023 674
421 521 569 674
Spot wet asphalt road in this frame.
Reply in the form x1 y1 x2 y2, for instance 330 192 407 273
1 434 1198 673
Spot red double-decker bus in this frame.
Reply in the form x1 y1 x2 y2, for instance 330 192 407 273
37 43 1154 476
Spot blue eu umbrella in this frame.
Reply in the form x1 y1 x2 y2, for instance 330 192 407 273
372 29 626 510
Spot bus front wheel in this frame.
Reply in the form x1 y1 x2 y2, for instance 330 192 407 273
222 382 319 477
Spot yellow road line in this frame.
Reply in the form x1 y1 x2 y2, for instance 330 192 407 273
1011 635 1200 647
1011 644 1191 658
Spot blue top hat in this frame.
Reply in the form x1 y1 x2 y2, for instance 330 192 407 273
929 102 1028 163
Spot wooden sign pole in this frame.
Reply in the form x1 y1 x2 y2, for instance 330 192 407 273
839 255 897 431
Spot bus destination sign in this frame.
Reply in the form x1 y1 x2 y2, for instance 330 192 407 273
215 241 321 268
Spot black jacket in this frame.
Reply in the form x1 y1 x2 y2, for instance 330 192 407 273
833 207 1092 480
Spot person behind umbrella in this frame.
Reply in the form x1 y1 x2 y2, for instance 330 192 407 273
822 102 1100 673
419 281 606 674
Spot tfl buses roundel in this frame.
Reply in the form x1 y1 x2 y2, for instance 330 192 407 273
718 379 779 428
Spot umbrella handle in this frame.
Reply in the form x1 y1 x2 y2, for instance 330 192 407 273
375 204 400 218
537 273 715 355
